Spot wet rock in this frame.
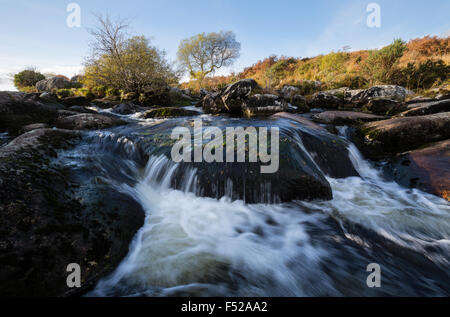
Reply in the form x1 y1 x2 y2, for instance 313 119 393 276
20 123 50 134
398 99 450 117
0 128 144 296
55 113 126 130
312 111 386 125
364 98 405 115
290 95 309 112
221 79 259 113
271 112 328 132
112 102 142 115
386 140 450 201
308 90 344 109
60 96 90 107
169 87 194 106
243 94 289 117
39 92 58 103
141 107 198 118
0 91 60 135
202 92 226 114
135 117 360 203
67 105 97 114
91 97 121 109
357 112 450 158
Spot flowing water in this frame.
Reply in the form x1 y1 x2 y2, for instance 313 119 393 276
59 111 449 297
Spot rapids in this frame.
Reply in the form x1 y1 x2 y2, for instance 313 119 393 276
57 111 449 297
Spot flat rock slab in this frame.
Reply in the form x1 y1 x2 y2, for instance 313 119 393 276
359 112 450 156
55 113 126 130
399 99 450 117
387 140 450 201
312 111 386 125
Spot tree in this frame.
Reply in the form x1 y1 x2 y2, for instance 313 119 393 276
177 31 240 86
13 68 45 90
361 39 407 85
84 15 177 95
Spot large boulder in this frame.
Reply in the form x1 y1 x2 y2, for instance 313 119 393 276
398 99 450 117
364 98 405 115
132 117 358 203
350 85 414 106
0 91 61 135
243 94 288 117
385 140 450 201
112 102 143 115
280 85 301 99
36 77 71 92
308 90 344 109
0 128 144 296
312 111 386 125
168 87 194 106
221 79 258 113
55 113 126 130
202 92 226 114
357 112 450 158
279 86 309 112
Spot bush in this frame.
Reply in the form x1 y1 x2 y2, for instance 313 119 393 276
19 86 38 93
393 59 449 90
55 89 74 98
361 39 407 85
105 87 120 97
91 86 106 98
14 69 45 90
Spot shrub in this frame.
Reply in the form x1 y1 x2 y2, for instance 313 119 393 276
13 69 45 90
91 86 106 98
393 59 449 90
19 86 38 93
55 89 74 98
361 39 407 85
105 87 120 97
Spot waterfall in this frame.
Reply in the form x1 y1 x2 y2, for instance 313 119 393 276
69 120 450 297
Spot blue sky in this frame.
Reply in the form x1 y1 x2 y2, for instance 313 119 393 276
1 0 449 90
